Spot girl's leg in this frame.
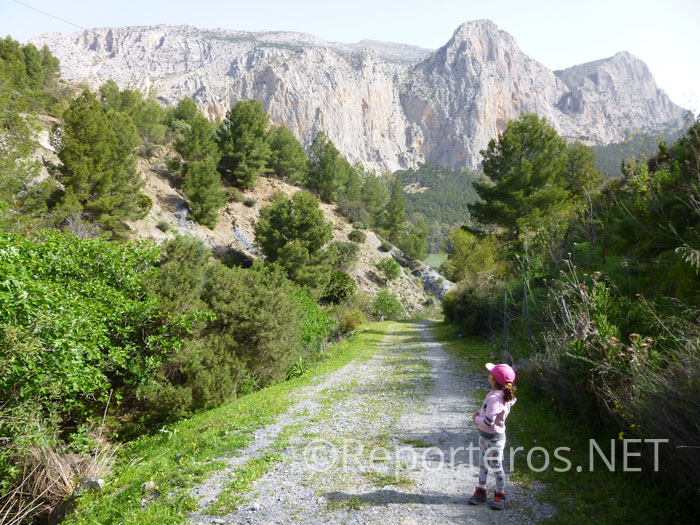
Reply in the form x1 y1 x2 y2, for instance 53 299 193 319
487 438 506 493
477 436 488 490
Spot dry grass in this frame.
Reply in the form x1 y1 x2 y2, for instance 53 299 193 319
0 441 118 525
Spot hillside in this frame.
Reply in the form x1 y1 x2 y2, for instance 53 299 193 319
127 151 434 311
32 20 686 172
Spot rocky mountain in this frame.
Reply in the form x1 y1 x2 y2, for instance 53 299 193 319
32 20 686 172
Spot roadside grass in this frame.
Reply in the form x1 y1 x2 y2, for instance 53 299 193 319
429 321 677 525
65 322 394 525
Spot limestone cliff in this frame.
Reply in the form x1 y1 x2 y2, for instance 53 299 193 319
32 20 686 171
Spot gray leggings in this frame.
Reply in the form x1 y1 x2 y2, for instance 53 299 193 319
478 435 506 492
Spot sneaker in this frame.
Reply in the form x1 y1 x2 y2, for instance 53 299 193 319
468 487 487 505
490 491 506 510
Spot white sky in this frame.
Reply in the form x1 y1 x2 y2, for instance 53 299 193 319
2 0 698 112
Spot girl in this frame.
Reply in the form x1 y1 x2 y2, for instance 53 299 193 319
469 362 517 510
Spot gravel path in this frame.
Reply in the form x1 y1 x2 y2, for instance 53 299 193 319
189 322 556 524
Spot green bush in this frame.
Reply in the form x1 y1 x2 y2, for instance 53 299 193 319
156 220 170 232
292 286 335 356
151 262 304 416
329 241 360 270
373 289 405 320
228 187 245 203
376 257 401 280
323 271 356 304
348 229 366 243
244 197 257 207
338 307 365 332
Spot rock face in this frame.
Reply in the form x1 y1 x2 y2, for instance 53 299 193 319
32 20 686 172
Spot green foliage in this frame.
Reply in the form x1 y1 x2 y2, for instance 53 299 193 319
168 97 220 164
0 36 60 112
217 99 271 188
394 163 479 252
255 191 334 296
57 90 147 234
244 197 257 207
99 79 167 148
328 240 360 270
156 220 170 232
0 230 188 494
306 131 354 202
348 229 366 243
471 113 571 240
292 286 335 355
360 174 390 226
151 234 210 316
443 228 508 284
376 257 401 280
394 218 429 260
152 262 304 415
337 307 365 332
323 271 356 303
268 125 308 184
182 159 226 228
592 129 681 177
372 289 405 320
384 179 406 232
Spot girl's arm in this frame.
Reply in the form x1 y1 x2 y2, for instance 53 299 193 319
474 395 504 431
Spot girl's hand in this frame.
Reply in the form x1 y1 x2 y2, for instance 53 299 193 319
473 410 480 418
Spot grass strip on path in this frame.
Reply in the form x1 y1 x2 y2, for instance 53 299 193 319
429 321 676 525
65 322 394 525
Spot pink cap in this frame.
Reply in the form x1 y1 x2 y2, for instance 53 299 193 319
486 363 516 386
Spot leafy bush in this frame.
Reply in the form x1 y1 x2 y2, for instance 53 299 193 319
0 230 186 518
292 286 335 356
348 229 366 243
376 257 401 280
323 271 356 303
244 197 257 207
372 289 405 320
156 220 170 232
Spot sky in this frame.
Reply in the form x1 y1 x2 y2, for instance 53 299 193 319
2 0 699 112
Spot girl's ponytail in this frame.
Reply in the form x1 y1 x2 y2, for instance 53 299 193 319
500 381 517 402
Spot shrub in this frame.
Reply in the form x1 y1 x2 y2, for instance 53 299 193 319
150 262 304 416
338 307 365 332
323 271 356 303
441 280 497 336
373 289 405 320
292 286 335 357
227 187 245 203
379 240 393 252
348 229 366 243
244 197 257 207
376 257 401 281
156 220 170 232
353 221 368 230
329 241 360 270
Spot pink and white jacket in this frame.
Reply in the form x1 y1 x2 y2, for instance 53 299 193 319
474 389 517 436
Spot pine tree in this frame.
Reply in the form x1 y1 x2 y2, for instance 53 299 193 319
385 179 407 233
182 159 226 228
268 125 307 184
217 99 271 188
57 90 146 232
470 113 570 239
306 131 352 202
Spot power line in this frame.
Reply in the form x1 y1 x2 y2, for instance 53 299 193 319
12 0 103 39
